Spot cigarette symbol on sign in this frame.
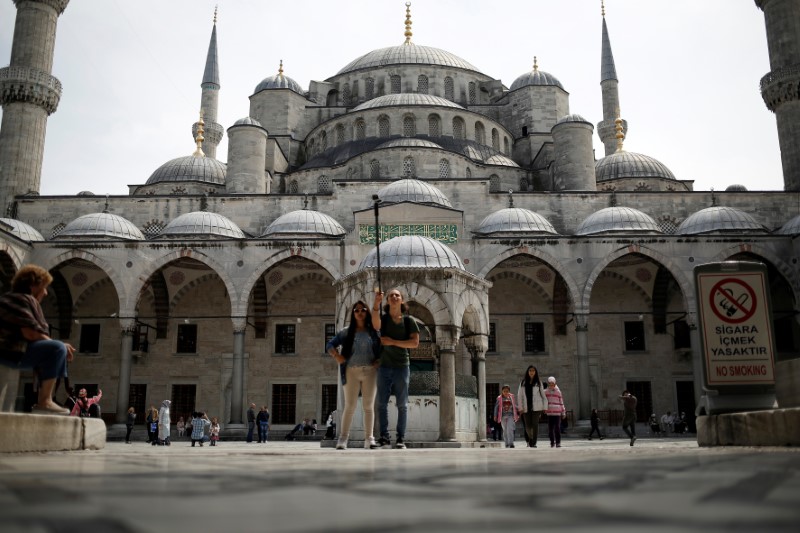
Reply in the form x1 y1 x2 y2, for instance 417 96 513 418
709 278 757 325
719 289 750 318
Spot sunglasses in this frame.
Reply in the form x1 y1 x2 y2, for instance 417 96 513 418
353 308 368 313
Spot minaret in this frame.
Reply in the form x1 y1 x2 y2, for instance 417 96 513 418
756 0 800 191
192 7 223 159
0 0 70 215
596 1 628 157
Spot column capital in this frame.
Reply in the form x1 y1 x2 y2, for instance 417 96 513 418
231 317 247 333
435 325 460 352
574 313 589 332
13 0 70 14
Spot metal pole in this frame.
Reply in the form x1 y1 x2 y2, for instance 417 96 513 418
372 194 382 294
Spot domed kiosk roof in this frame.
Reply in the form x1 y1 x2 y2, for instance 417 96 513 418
777 214 800 236
337 44 482 76
353 93 465 112
0 218 45 242
360 235 465 270
262 210 346 238
160 211 245 239
576 207 661 235
555 114 592 126
510 61 565 91
474 208 558 236
378 179 452 208
725 184 748 192
232 116 263 127
254 61 304 95
146 155 227 186
55 212 145 241
595 151 676 182
677 206 767 235
376 138 443 150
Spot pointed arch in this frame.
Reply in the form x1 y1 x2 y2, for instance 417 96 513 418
41 250 127 316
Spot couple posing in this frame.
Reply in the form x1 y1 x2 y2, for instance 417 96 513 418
326 288 419 450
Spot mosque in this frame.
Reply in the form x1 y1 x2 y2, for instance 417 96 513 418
0 1 798 442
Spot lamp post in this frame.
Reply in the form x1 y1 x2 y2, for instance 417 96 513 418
372 194 382 295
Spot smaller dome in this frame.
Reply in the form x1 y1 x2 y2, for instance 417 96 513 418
160 211 245 239
146 155 227 186
0 218 45 242
473 208 558 236
510 67 565 91
352 94 465 112
595 151 676 182
725 184 748 192
576 207 661 235
55 212 145 240
777 214 800 235
555 114 592 126
378 179 452 208
77 191 95 196
254 72 304 95
677 206 767 235
232 116 263 127
262 210 346 238
360 235 465 270
484 154 519 167
376 138 443 150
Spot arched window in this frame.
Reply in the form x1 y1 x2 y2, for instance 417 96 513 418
475 122 486 144
489 174 500 192
466 167 472 178
317 175 331 193
326 90 338 107
503 137 510 155
428 114 441 137
370 160 380 179
452 117 465 140
351 80 359 102
439 159 450 179
491 128 500 151
50 222 66 239
341 83 350 106
444 77 454 101
279 176 287 193
336 124 345 146
417 75 428 94
468 82 476 104
403 156 415 178
307 138 315 157
403 115 416 137
355 119 366 140
378 116 390 137
289 180 299 193
519 177 529 192
365 77 375 100
390 75 401 94
320 130 327 151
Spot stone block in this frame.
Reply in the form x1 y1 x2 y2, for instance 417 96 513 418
696 415 716 446
83 418 107 450
0 367 20 412
775 359 800 408
0 413 106 452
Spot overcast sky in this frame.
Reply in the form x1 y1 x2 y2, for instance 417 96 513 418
0 0 783 195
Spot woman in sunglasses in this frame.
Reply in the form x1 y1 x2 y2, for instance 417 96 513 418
326 297 381 450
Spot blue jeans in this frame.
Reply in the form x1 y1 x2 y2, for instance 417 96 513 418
377 366 410 440
246 421 255 442
9 339 68 381
258 422 269 442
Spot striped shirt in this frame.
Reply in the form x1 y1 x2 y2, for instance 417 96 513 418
544 386 566 416
0 292 49 356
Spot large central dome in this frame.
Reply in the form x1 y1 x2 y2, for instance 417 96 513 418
335 44 482 76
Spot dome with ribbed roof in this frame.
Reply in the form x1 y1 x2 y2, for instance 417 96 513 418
337 44 482 76
360 235 465 270
595 151 676 182
510 66 565 91
254 72 304 95
353 94 465 112
0 218 45 242
777 214 800 236
725 184 748 192
484 154 519 167
473 208 558 236
576 207 661 235
378 179 452 208
262 210 346 238
146 155 227 186
232 116 263 127
54 213 145 240
376 138 443 150
677 206 767 235
555 114 592 126
159 211 245 239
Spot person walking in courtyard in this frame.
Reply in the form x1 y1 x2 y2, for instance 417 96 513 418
495 384 519 448
191 412 210 447
588 408 604 440
0 264 75 415
373 288 419 449
544 376 566 448
326 298 381 450
256 406 270 443
209 416 220 446
246 403 256 443
125 407 136 444
517 365 547 448
156 399 171 446
620 390 638 446
146 405 158 443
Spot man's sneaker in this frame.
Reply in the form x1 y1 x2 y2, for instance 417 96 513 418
335 439 347 450
395 438 406 449
365 437 378 449
377 437 392 448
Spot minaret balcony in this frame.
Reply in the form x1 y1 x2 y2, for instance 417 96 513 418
760 64 800 112
0 66 62 114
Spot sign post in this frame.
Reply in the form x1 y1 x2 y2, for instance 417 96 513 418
694 261 777 414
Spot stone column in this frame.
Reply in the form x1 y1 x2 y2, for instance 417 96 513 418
688 314 704 405
575 313 591 419
230 318 246 424
472 345 487 442
436 325 459 442
115 320 135 424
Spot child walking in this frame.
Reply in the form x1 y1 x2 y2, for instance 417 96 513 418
494 384 519 448
210 416 220 446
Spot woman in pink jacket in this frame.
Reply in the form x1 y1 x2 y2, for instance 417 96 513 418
544 376 566 448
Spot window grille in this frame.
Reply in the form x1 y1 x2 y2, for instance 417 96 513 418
271 384 296 424
275 324 296 354
504 137 510 155
370 160 380 179
520 177 529 191
452 117 464 140
524 322 545 353
365 77 374 99
355 119 365 140
317 175 331 193
403 116 416 137
444 77 454 100
492 129 500 151
488 323 497 352
341 83 350 106
288 180 298 194
468 82 476 104
417 75 428 94
142 220 165 238
320 131 327 151
390 75 401 94
403 157 415 177
379 116 390 137
321 384 337 425
336 124 345 145
439 159 450 179
428 115 440 137
177 324 197 353
475 122 485 144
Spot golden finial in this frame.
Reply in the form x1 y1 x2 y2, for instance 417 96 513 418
278 59 284 77
614 107 624 153
193 110 206 157
601 0 605 18
533 56 538 71
213 5 218 24
403 2 413 45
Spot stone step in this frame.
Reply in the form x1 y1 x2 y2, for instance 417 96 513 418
0 413 106 452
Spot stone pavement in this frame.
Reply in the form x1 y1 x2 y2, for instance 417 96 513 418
0 438 798 533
